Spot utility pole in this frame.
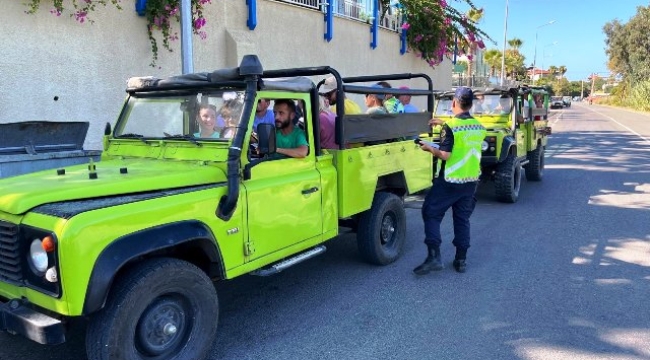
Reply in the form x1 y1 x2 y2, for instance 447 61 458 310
581 79 584 99
500 0 509 86
590 73 596 99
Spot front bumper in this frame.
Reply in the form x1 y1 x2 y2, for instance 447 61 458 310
481 155 499 165
0 298 65 345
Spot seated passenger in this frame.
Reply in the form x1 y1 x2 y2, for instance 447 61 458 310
219 104 241 139
318 96 337 149
398 86 419 113
194 104 220 138
273 99 309 159
493 97 512 114
319 76 362 115
365 85 389 115
474 94 491 114
253 98 275 131
376 81 404 113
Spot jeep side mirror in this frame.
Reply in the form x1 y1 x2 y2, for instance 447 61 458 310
256 123 276 155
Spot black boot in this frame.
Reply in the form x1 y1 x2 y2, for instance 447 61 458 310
452 259 466 273
453 248 467 273
413 246 443 275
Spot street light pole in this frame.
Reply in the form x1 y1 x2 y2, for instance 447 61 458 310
499 0 509 86
541 41 558 76
180 0 194 74
532 20 555 85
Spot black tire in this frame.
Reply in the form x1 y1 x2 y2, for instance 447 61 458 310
86 258 218 360
494 154 521 203
357 192 406 265
524 145 544 181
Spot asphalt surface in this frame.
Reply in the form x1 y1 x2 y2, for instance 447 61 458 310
1 102 649 360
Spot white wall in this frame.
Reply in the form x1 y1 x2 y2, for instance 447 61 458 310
0 0 451 150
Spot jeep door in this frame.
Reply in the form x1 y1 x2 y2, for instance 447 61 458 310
243 96 323 260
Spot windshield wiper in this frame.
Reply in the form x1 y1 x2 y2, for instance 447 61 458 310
163 134 202 147
117 133 148 143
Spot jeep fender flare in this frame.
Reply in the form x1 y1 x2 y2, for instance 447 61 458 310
82 220 224 315
499 136 517 162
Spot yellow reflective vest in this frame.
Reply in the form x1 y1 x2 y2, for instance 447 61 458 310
437 116 486 183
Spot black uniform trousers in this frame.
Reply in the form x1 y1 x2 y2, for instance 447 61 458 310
421 177 478 256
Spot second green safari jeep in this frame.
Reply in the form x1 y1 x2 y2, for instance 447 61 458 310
433 86 551 203
0 56 436 359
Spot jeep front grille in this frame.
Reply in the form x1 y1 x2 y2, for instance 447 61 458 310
0 220 22 282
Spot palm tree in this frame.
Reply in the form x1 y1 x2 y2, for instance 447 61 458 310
503 38 524 81
508 38 523 51
548 65 558 79
465 8 484 85
558 65 567 78
483 49 502 78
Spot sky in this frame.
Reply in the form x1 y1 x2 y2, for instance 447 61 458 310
461 0 644 81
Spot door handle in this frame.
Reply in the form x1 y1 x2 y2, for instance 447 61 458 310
301 187 319 195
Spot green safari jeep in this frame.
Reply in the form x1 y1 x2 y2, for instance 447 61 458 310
0 55 436 359
433 86 551 202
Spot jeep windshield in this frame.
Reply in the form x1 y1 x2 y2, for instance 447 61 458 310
114 90 246 141
435 94 512 116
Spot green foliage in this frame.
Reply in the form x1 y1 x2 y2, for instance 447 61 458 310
482 48 502 76
603 5 650 111
386 0 492 67
24 0 212 67
551 78 571 96
627 80 650 111
604 5 650 83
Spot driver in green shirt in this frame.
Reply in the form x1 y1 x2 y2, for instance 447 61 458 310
272 99 309 159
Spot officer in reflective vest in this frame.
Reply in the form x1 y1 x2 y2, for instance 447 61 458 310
414 87 486 274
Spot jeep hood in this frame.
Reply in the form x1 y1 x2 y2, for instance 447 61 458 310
0 159 227 215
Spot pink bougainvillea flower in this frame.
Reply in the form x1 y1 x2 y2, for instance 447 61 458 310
401 23 410 30
444 17 451 25
439 0 447 8
194 17 206 29
414 34 423 43
74 10 87 23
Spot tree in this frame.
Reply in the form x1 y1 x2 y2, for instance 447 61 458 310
552 78 571 96
507 38 523 51
392 0 493 68
503 38 526 81
483 49 503 78
604 5 650 83
465 7 484 82
558 65 567 78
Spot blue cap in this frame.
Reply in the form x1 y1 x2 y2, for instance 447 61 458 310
454 86 473 101
368 84 386 101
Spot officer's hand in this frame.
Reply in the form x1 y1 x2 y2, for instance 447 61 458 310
419 143 436 153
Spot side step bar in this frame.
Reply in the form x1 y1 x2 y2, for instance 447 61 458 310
250 245 327 276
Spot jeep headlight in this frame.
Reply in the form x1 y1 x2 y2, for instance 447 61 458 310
29 239 49 273
481 141 489 151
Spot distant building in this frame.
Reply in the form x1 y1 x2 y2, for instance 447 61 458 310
527 68 551 81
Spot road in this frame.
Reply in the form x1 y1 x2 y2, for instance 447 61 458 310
1 102 649 360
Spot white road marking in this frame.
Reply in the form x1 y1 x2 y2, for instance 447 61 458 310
585 106 650 145
550 110 564 126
